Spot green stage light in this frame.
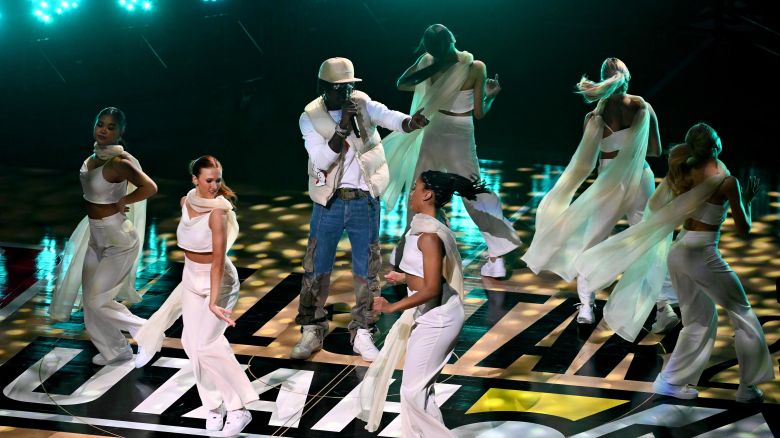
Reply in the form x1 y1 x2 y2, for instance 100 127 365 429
119 0 152 12
33 0 78 23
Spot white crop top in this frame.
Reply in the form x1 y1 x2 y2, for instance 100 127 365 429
691 201 728 226
443 89 474 113
79 159 127 204
599 128 630 153
177 203 213 252
399 233 424 278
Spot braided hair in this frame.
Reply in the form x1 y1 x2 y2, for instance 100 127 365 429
419 170 488 208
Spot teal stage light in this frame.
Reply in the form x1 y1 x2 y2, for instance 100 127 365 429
119 0 152 12
33 0 79 23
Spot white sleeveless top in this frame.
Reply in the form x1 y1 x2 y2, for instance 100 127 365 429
399 234 424 278
691 201 728 226
444 89 474 113
79 159 126 204
599 127 631 153
177 203 213 252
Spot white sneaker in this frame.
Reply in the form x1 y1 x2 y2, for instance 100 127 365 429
290 325 324 360
353 328 379 362
134 345 155 368
651 303 681 334
222 409 252 437
653 374 698 400
736 385 764 403
575 303 596 324
481 257 507 278
92 346 133 366
205 404 225 431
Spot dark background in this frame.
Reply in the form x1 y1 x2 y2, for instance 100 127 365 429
1 0 779 192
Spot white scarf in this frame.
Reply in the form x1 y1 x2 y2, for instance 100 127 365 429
133 190 238 355
49 144 147 321
358 213 464 432
575 164 729 341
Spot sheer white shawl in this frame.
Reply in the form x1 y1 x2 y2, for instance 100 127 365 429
382 52 475 210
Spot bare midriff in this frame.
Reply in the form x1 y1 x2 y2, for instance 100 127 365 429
184 250 214 264
85 201 122 220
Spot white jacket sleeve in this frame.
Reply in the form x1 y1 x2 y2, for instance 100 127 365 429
300 112 339 170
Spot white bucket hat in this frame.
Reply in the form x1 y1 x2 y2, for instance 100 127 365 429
318 57 362 84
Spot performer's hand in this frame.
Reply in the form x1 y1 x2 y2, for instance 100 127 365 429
115 196 130 214
384 271 406 284
742 175 761 203
406 108 429 131
209 304 236 327
340 100 358 131
486 74 501 97
373 296 393 314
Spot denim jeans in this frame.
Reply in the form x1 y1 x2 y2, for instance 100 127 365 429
295 192 382 340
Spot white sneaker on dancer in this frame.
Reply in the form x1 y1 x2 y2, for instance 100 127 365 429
222 409 252 437
651 302 681 334
134 345 155 368
92 345 133 366
736 385 764 403
353 328 379 362
653 374 698 400
481 257 506 278
205 404 226 431
575 303 596 324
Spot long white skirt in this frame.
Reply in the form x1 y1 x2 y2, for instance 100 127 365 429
414 114 521 257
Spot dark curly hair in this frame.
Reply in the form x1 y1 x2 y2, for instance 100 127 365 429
420 170 488 208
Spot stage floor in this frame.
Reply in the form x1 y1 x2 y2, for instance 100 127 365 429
0 159 778 437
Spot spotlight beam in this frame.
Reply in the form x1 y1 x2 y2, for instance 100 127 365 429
237 20 264 56
141 34 168 69
38 47 66 83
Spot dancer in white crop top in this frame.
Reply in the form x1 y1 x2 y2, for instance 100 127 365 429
50 107 157 367
652 124 774 403
369 170 487 437
136 156 257 435
385 24 521 278
521 57 678 329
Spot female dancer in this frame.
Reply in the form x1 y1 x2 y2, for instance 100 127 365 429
135 156 256 435
383 24 521 278
522 58 676 326
577 123 774 400
652 125 773 402
50 107 156 366
360 170 486 436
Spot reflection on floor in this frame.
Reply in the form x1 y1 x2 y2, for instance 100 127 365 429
0 160 778 437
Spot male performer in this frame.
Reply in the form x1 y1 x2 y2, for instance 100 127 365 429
292 57 428 361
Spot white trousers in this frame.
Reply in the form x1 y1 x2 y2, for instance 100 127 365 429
401 294 464 438
180 258 258 411
661 231 774 386
82 213 146 361
415 114 520 257
577 160 678 305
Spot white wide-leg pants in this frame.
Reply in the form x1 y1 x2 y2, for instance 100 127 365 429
82 212 146 361
401 294 465 438
661 231 774 386
180 258 258 411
